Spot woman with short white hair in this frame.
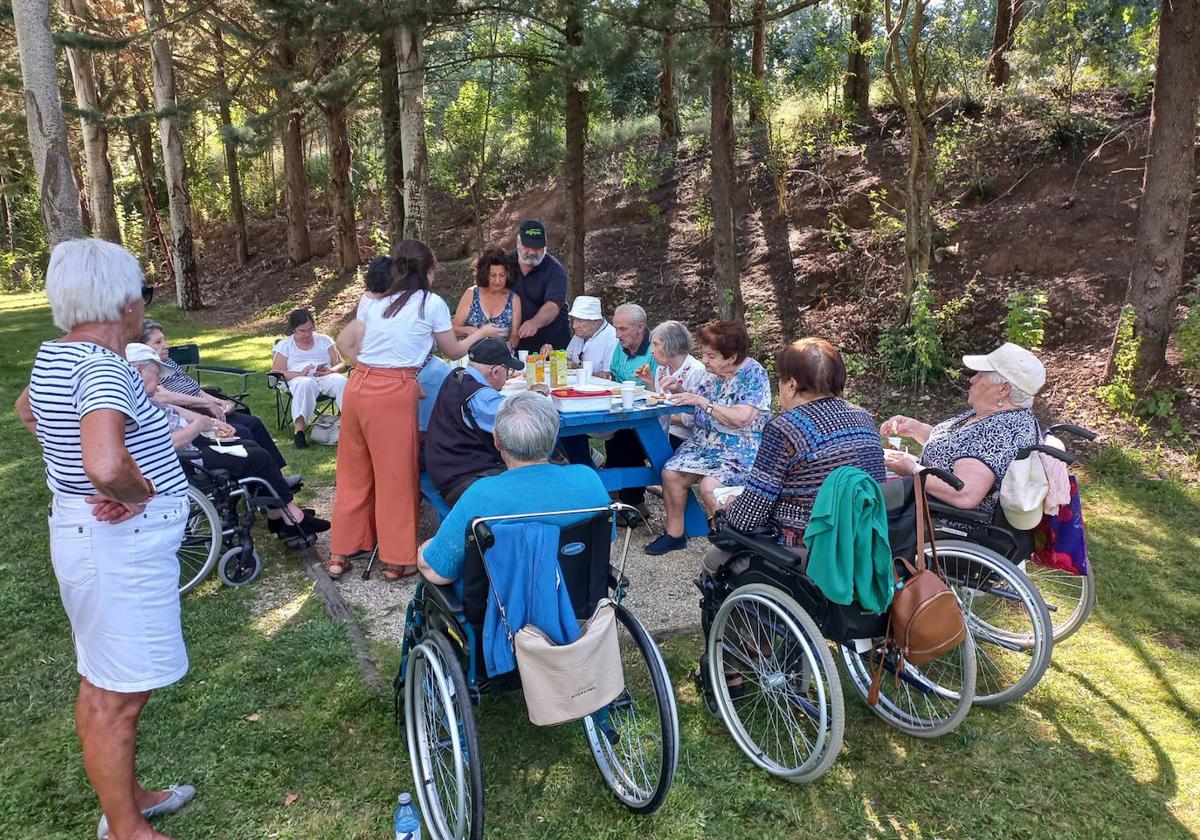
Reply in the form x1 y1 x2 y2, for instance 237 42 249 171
638 320 707 446
15 238 197 840
882 342 1043 513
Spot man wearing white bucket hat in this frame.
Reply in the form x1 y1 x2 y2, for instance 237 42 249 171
544 295 618 375
881 342 1043 515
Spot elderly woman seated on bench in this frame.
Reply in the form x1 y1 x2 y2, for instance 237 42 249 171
418 391 610 590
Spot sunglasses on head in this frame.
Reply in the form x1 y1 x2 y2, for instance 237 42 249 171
142 285 154 306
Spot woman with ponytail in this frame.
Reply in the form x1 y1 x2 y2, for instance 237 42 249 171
331 240 503 580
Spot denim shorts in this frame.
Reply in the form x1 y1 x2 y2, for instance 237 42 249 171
49 494 189 693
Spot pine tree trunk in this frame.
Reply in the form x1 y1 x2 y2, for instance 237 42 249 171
1111 0 1200 385
988 0 1018 87
325 99 360 270
277 45 311 264
709 0 743 322
748 0 767 125
563 2 587 301
59 0 120 242
657 25 681 140
128 79 172 276
379 29 405 251
143 0 200 308
214 28 248 265
10 0 84 246
396 22 428 242
844 0 872 116
903 119 934 293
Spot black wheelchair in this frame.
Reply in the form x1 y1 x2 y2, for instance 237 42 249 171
177 461 308 595
698 468 978 784
395 504 679 840
925 422 1097 706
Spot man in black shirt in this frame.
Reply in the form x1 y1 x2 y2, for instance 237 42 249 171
512 219 571 352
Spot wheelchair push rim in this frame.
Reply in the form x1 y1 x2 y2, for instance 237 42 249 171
706 584 845 782
178 485 221 595
584 603 679 813
839 628 976 738
405 631 484 840
1025 559 1095 642
935 540 1054 706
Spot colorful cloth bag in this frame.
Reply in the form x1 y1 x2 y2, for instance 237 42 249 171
1032 476 1089 575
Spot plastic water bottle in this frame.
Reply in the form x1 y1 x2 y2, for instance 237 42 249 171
394 792 421 840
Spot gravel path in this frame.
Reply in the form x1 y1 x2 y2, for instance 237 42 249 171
302 485 707 646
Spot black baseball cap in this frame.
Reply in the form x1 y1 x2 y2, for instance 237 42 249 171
518 219 547 248
469 337 525 371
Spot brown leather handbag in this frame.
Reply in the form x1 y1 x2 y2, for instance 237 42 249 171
869 472 967 704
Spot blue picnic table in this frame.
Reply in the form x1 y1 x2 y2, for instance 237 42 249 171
420 400 708 537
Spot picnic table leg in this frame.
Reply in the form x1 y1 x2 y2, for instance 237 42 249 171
634 419 708 538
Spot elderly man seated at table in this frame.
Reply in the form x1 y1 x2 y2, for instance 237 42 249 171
425 338 524 505
543 295 617 374
418 392 610 590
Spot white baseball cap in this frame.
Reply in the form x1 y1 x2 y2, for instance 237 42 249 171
568 295 604 321
963 342 1045 396
1000 453 1049 530
125 342 168 368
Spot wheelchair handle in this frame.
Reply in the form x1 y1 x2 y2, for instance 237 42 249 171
1016 443 1077 465
1046 422 1097 441
918 466 964 491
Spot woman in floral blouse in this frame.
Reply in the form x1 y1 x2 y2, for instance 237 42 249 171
646 321 772 555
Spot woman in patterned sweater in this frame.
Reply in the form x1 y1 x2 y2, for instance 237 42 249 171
708 338 884 571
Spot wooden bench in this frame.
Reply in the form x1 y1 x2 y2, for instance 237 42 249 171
419 471 451 520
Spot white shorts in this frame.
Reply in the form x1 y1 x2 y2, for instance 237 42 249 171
49 494 190 693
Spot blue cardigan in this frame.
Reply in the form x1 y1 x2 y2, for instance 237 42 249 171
483 522 580 676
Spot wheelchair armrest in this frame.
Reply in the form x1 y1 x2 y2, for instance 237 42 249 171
1046 422 1097 441
709 514 807 570
426 582 465 616
927 499 993 523
1016 443 1077 465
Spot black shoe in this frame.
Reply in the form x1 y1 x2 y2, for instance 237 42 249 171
644 531 687 555
293 431 308 449
299 515 330 535
284 474 303 490
269 508 318 536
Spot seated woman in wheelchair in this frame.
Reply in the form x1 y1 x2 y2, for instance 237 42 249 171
127 344 329 541
881 342 1042 516
140 319 288 469
705 337 885 577
417 391 610 592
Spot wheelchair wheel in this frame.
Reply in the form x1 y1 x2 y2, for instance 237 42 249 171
839 631 976 738
935 540 1053 706
584 603 679 813
1025 559 1095 642
405 630 484 840
218 547 262 586
178 485 221 595
705 584 844 783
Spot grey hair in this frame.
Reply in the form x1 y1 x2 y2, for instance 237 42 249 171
985 371 1034 408
651 320 692 358
614 303 647 325
46 238 143 331
141 318 164 342
495 392 560 462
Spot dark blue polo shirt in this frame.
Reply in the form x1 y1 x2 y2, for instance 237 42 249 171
513 251 571 352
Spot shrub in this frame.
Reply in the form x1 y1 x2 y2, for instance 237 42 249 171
1004 289 1050 350
1175 286 1200 382
879 274 949 390
1096 306 1139 416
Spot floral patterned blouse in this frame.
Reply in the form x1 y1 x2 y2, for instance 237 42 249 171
919 408 1039 513
665 357 772 485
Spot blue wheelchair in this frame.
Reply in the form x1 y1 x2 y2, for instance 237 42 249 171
395 504 679 840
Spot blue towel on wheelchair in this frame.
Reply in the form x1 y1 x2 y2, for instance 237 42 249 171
483 522 580 677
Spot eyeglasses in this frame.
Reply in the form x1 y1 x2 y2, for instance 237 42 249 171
142 285 154 306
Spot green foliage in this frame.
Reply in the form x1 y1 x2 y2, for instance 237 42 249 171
1136 388 1185 437
1175 286 1200 382
879 275 949 390
934 117 997 199
1004 289 1051 350
1097 305 1140 416
616 146 658 193
645 202 663 224
691 198 712 242
868 188 905 247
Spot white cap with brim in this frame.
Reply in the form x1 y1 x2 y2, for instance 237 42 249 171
963 342 1045 396
568 295 604 321
1000 453 1049 530
125 342 169 368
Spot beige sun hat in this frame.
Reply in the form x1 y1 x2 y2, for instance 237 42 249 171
568 295 604 320
963 342 1045 395
125 342 168 368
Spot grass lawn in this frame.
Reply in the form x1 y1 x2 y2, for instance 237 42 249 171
0 291 1197 839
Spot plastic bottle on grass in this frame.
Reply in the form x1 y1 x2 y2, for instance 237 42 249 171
394 792 421 840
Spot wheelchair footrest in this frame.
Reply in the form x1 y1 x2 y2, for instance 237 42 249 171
281 533 317 551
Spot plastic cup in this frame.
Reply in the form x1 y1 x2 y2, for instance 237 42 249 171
581 360 594 383
517 350 529 363
620 381 637 410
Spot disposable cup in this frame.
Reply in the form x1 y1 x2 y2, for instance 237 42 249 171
581 360 594 383
620 381 637 410
518 350 529 363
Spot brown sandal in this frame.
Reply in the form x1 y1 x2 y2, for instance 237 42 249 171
326 558 353 580
383 564 419 582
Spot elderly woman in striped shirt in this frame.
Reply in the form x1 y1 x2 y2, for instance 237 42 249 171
15 239 198 840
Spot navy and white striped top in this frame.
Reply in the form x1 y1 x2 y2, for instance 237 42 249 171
160 356 203 397
28 341 188 497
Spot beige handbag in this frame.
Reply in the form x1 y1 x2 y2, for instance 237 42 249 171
309 414 340 446
509 599 626 727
